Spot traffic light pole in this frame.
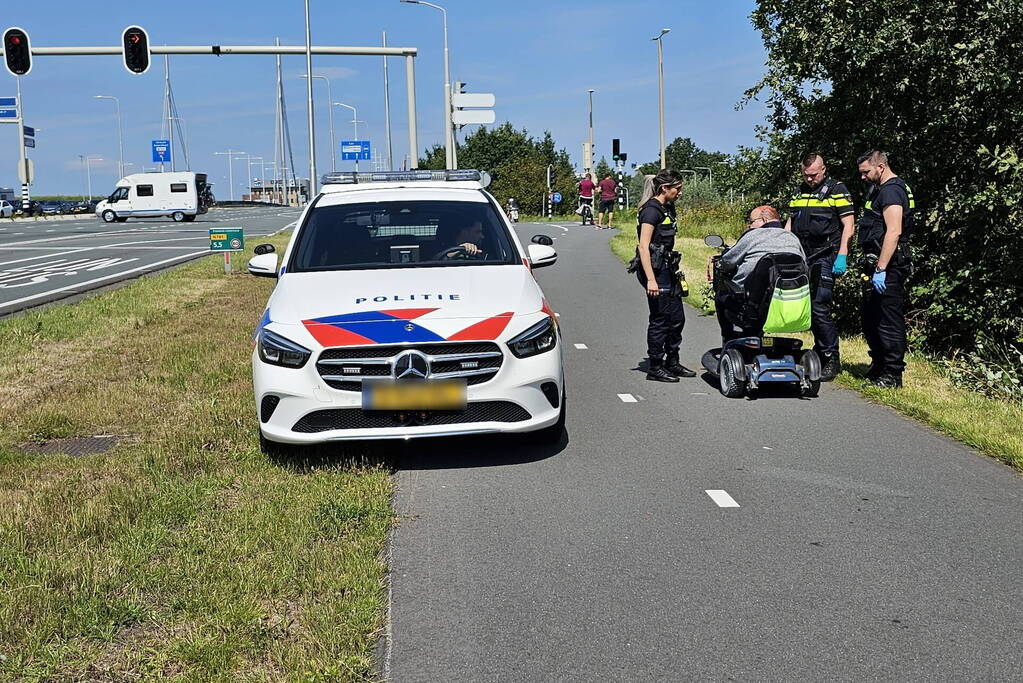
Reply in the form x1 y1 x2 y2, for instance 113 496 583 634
16 76 29 203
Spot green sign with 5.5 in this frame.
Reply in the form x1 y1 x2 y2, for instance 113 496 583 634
209 228 244 252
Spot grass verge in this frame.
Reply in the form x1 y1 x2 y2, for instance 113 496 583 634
0 235 393 680
608 225 1023 472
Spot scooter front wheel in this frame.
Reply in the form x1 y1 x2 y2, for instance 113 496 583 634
718 348 748 398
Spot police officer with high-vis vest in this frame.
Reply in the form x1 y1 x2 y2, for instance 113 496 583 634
784 153 855 381
856 150 914 388
633 168 695 382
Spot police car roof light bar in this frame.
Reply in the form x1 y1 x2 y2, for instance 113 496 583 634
320 169 487 186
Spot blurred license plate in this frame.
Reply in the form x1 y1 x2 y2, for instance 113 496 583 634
362 380 466 411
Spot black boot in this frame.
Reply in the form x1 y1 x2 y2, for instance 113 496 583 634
820 351 841 382
646 358 680 383
871 372 903 389
665 353 697 378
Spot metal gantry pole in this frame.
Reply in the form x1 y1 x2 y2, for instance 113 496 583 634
382 31 393 170
303 0 317 198
652 28 670 170
405 55 418 169
401 0 452 168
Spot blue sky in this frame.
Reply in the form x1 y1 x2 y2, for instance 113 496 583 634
2 0 769 196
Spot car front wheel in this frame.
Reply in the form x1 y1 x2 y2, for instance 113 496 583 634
101 210 117 223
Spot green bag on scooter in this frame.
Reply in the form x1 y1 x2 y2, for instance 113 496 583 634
762 279 811 334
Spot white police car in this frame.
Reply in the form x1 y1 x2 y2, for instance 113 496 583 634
249 170 565 452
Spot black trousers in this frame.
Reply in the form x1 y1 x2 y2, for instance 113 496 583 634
644 273 686 360
715 289 746 343
808 254 839 356
862 269 907 375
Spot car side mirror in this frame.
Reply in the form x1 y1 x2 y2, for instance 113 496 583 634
527 243 557 269
704 234 724 248
253 243 276 255
531 234 553 246
248 253 279 278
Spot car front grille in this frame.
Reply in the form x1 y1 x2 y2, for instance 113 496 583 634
316 342 504 391
292 401 531 433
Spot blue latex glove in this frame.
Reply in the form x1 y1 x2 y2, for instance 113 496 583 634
872 271 887 293
832 254 847 276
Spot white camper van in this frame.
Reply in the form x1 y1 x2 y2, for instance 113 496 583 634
95 172 210 223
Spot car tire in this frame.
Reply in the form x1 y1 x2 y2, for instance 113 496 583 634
532 393 566 444
718 348 748 398
101 210 117 223
172 211 186 222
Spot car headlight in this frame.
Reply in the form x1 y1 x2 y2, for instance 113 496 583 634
507 317 558 359
258 328 311 368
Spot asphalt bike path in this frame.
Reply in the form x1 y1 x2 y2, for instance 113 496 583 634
0 206 301 316
386 221 1021 680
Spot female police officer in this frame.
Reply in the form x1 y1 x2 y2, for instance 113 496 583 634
634 168 696 382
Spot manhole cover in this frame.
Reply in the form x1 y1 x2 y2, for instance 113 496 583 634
18 435 122 457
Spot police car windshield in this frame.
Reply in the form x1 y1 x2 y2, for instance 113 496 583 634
289 199 518 271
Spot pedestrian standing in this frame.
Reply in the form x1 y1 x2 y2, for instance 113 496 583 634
633 168 695 382
598 173 617 229
856 150 915 388
784 153 855 380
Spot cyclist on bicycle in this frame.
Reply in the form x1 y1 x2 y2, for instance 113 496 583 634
578 173 596 225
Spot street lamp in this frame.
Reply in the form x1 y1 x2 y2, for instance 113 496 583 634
400 0 454 169
587 89 595 176
93 95 124 179
78 154 103 201
246 156 264 199
333 102 363 171
300 73 336 172
651 28 670 169
213 150 247 202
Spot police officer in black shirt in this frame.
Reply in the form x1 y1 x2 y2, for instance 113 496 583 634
784 153 856 381
856 150 915 388
635 168 695 382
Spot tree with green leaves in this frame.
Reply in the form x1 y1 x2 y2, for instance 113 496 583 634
418 123 577 215
747 0 1023 353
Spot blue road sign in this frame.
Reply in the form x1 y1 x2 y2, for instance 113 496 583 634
151 139 171 163
0 97 16 107
551 192 562 203
23 126 34 137
340 140 372 161
0 109 17 119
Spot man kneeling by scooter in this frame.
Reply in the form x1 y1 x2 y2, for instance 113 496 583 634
703 205 822 398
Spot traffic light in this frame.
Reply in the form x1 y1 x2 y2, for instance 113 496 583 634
121 26 151 75
612 138 621 161
3 28 32 77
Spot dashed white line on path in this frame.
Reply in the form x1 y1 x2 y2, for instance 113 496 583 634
706 490 740 508
617 393 638 403
574 343 588 349
762 446 773 451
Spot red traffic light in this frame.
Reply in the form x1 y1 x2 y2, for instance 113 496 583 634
3 28 32 76
121 26 151 75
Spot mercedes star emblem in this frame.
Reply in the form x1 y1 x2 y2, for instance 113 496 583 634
394 351 429 380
